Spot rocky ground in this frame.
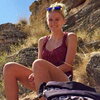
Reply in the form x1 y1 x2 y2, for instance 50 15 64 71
0 0 100 99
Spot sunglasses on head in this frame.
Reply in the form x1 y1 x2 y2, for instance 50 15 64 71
47 6 62 12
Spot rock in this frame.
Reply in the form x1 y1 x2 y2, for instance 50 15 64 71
86 53 100 91
1 47 38 96
62 0 86 10
86 41 100 50
64 0 100 32
77 37 100 53
7 46 38 67
0 23 28 54
29 0 100 32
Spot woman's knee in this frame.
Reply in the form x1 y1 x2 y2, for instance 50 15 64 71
3 62 18 74
32 59 47 71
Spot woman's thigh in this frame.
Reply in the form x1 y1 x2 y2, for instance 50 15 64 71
33 59 68 82
3 62 35 90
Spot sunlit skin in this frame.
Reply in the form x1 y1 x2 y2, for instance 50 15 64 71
47 11 65 34
44 11 66 51
3 6 77 100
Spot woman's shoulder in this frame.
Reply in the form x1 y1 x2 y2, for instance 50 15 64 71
38 35 49 44
64 32 76 36
64 32 77 45
64 32 77 39
64 32 77 43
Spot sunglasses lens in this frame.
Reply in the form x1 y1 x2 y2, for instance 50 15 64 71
47 6 61 11
54 6 61 10
47 7 52 11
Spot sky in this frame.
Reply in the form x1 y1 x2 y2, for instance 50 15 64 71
0 0 35 24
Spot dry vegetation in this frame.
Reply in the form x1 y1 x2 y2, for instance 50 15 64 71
0 0 100 99
0 19 99 99
73 28 100 83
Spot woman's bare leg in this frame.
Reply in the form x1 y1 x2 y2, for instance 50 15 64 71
3 62 35 100
32 59 68 92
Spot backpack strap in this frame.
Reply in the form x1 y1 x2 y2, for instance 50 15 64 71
46 81 96 92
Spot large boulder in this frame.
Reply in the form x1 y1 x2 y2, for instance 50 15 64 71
6 46 38 67
29 0 100 32
0 23 28 55
64 0 100 32
86 53 100 92
15 47 38 67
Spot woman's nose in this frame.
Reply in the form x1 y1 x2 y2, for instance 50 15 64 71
52 20 57 25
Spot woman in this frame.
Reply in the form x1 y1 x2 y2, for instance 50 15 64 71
3 2 77 100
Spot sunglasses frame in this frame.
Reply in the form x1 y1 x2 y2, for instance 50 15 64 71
47 6 62 12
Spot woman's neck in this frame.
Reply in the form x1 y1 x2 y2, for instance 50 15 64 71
50 30 64 41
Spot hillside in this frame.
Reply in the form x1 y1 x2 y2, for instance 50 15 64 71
29 0 100 32
0 0 100 99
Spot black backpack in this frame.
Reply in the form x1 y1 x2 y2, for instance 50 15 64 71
37 81 100 100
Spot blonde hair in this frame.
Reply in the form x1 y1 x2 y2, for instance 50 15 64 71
46 2 68 18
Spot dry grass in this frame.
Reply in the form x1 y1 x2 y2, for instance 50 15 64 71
19 92 37 100
91 28 100 41
0 22 99 99
73 53 90 84
30 22 50 38
73 51 100 85
9 28 100 86
76 29 100 42
73 29 100 85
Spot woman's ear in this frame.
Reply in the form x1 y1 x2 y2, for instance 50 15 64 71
63 18 67 25
65 18 67 24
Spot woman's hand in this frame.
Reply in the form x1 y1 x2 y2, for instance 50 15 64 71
28 73 34 82
28 73 36 90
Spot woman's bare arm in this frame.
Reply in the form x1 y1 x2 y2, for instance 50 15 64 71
38 36 46 59
58 33 77 72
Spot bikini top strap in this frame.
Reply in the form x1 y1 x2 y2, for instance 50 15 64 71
62 32 68 44
42 35 50 49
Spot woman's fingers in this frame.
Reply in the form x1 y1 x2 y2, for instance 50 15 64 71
28 73 34 82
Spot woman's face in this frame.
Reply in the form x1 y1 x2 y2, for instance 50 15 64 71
47 11 65 32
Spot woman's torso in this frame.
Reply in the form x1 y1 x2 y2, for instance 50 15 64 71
42 33 67 66
41 32 73 80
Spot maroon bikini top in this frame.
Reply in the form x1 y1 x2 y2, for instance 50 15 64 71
42 33 73 80
42 33 67 66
